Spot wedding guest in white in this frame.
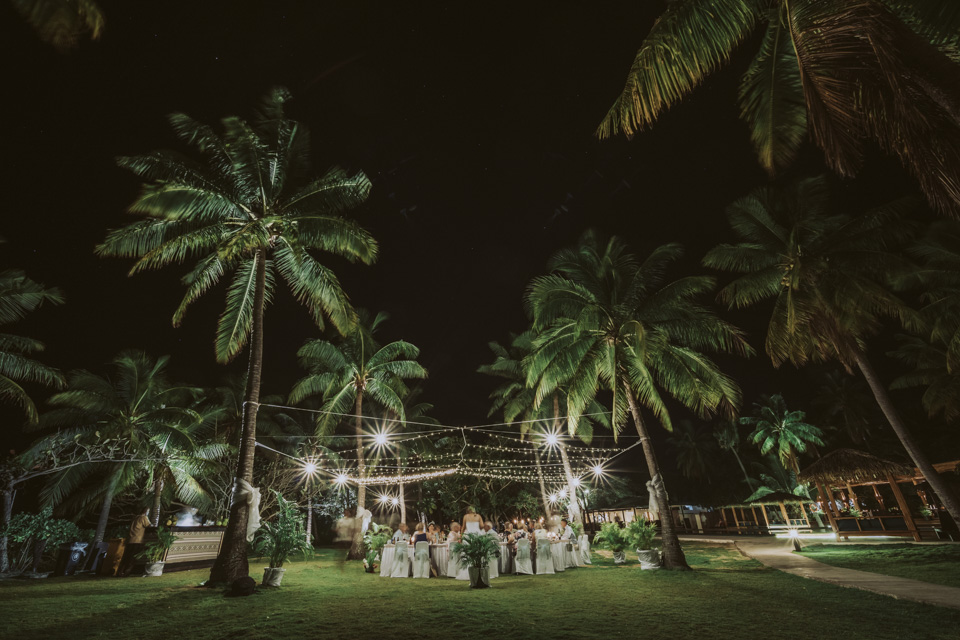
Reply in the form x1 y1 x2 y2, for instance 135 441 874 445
483 521 498 536
559 518 577 541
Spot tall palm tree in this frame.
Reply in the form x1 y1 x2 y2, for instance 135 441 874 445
810 369 880 447
289 310 427 556
0 267 64 572
0 269 65 424
526 230 750 569
714 419 755 490
478 331 555 518
739 394 823 473
97 87 377 584
703 175 960 522
668 420 718 482
598 0 960 217
10 0 104 51
35 350 223 545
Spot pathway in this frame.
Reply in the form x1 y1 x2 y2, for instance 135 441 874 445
680 535 960 610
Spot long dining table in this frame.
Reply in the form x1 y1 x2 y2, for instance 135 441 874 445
379 539 577 577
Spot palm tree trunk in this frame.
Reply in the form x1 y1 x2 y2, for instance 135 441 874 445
532 446 552 519
208 249 267 585
150 479 163 526
1 480 15 573
348 390 366 560
93 481 116 545
305 498 313 546
730 448 753 491
398 453 407 523
553 394 582 524
623 379 690 570
854 351 960 524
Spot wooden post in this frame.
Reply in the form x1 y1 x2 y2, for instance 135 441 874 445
816 481 840 540
872 484 886 511
885 471 921 542
756 504 771 533
778 501 791 527
846 482 859 510
798 502 811 529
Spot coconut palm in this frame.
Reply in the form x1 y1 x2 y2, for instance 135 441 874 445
667 420 718 482
714 419 755 490
97 87 377 583
525 230 751 569
703 175 960 522
0 269 65 424
739 394 823 473
289 310 427 556
35 350 224 545
598 0 960 217
10 0 104 51
810 369 880 446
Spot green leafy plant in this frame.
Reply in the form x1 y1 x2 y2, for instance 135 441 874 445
593 521 630 554
570 521 584 538
362 522 392 569
625 519 658 551
139 526 178 563
451 533 500 569
253 492 312 568
919 506 934 518
0 507 82 572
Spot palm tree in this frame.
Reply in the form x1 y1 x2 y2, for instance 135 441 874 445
289 310 427 557
597 0 960 217
10 0 104 51
526 230 751 569
97 87 377 584
0 269 65 424
668 420 717 482
0 267 64 572
35 350 223 546
739 394 823 473
703 175 960 523
714 419 755 491
810 369 880 446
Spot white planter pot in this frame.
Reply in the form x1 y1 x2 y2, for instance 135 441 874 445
262 567 286 587
613 551 627 564
144 562 164 577
467 566 490 588
637 549 661 570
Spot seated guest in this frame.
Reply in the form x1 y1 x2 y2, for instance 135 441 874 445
503 522 515 541
391 522 410 542
559 518 577 542
411 522 430 546
427 522 439 543
447 522 461 545
483 520 498 536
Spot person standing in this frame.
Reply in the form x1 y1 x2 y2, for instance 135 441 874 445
116 508 151 577
461 506 482 535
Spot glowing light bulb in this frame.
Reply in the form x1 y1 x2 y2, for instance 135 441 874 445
592 464 604 476
545 434 558 446
303 463 317 476
558 489 568 499
378 494 389 504
572 478 581 487
390 497 399 507
335 473 349 485
374 433 388 446
549 493 558 503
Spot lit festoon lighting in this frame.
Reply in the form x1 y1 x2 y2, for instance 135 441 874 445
545 433 559 447
334 473 349 485
374 432 388 446
303 462 318 476
390 497 399 507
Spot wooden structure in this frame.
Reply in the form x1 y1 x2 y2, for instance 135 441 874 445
142 526 226 571
718 491 814 535
799 449 920 541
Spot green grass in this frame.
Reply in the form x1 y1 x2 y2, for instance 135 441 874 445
799 543 960 589
2 543 959 639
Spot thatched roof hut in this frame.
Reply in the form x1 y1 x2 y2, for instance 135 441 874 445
798 449 912 485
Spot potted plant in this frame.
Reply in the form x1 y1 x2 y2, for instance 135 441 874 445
451 532 500 588
362 523 392 573
253 492 312 587
626 518 660 569
140 526 178 576
593 521 629 564
919 506 933 520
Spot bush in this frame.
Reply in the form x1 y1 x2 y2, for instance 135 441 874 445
593 521 630 553
253 491 312 568
0 507 83 572
625 518 658 550
451 533 500 569
139 526 178 563
362 522 392 569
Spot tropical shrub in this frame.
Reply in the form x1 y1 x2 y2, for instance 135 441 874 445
593 521 630 553
451 532 500 569
625 518 658 551
362 522 392 569
140 526 179 563
253 491 312 568
0 507 83 573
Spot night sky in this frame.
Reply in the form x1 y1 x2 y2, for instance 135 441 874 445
0 1 930 470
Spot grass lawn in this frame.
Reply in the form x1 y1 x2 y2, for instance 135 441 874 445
2 542 959 640
799 543 960 589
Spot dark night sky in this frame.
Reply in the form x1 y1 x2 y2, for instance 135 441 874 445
0 1 935 468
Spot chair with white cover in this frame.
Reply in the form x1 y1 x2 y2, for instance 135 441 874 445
487 538 499 579
564 536 579 568
579 534 591 565
446 543 460 578
514 539 533 575
535 538 555 575
552 541 566 572
379 545 396 576
499 542 514 574
390 540 411 578
412 541 430 579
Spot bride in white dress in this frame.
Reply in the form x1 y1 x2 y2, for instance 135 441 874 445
455 507 483 580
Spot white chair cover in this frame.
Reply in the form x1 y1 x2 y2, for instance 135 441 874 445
515 539 533 574
579 535 591 565
535 539 555 575
380 545 396 576
552 541 566 572
565 538 579 568
446 543 460 578
413 541 430 579
499 542 514 574
487 540 499 579
390 541 410 578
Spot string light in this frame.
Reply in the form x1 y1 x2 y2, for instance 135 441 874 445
302 462 318 476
